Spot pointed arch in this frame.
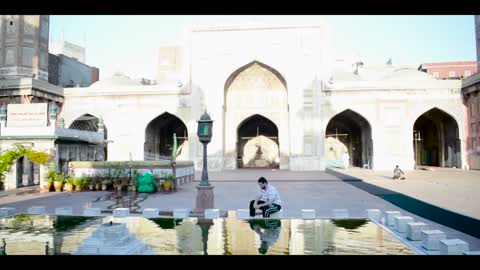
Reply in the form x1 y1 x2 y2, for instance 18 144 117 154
236 114 279 168
325 109 373 168
144 112 189 161
412 107 460 168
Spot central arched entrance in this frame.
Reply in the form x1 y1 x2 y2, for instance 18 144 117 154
413 108 460 168
224 61 289 169
144 112 188 160
325 109 373 169
237 114 279 168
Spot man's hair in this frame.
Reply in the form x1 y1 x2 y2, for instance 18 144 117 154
258 177 268 184
258 246 268 255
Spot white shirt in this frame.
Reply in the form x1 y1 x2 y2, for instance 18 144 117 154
261 227 281 246
258 185 282 206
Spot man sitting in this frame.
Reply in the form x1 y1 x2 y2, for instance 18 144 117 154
393 165 406 180
249 177 282 218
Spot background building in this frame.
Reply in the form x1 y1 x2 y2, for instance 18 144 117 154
476 15 480 71
462 15 480 170
0 15 104 191
49 39 86 63
48 53 99 87
418 61 477 80
0 15 50 81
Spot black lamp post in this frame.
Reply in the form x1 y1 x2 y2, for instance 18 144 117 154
192 111 215 216
197 111 213 186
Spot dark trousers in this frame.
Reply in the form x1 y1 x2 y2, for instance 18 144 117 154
250 200 282 217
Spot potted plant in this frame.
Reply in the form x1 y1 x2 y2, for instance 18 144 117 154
86 177 94 191
64 176 75 192
94 177 101 190
53 173 64 192
163 173 174 192
74 177 84 191
44 169 56 192
101 179 110 191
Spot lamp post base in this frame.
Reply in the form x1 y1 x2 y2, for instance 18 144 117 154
191 185 214 217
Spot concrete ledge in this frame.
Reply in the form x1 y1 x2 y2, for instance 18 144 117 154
173 209 189 218
421 230 446 251
55 207 73 216
0 207 16 217
205 209 220 219
236 209 250 219
463 251 480 255
83 208 101 216
301 209 316 219
440 239 469 255
113 208 130 217
27 206 46 215
394 216 414 233
143 208 159 218
333 209 349 219
366 209 381 223
407 222 428 241
385 211 401 226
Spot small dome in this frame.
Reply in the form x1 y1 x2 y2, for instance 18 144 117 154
386 68 435 81
199 111 212 121
90 73 143 88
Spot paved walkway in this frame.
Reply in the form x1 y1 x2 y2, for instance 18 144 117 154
328 167 480 220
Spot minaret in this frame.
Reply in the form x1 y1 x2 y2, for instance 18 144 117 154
0 15 50 81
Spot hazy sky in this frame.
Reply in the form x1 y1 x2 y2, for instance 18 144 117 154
49 15 477 80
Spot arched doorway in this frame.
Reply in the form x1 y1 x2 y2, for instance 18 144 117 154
59 113 108 174
237 115 279 168
325 109 373 168
413 108 460 168
16 155 38 187
224 61 289 169
144 112 188 160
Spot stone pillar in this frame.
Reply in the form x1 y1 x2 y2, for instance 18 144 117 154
192 185 215 217
5 163 17 190
39 164 48 190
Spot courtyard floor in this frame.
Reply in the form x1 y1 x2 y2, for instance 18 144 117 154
1 167 480 253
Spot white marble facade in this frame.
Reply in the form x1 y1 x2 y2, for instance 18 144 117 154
60 19 466 171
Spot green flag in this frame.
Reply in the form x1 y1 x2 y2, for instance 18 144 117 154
172 133 178 161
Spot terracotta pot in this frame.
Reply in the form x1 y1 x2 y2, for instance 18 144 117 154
95 183 101 190
43 182 52 192
54 182 63 192
102 184 107 191
65 183 74 192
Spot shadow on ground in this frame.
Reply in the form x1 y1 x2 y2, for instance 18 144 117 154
326 168 480 239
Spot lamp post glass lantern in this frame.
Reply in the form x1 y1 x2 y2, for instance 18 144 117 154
197 111 213 186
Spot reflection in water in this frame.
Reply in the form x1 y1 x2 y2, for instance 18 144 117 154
330 219 368 230
248 219 282 255
0 214 416 255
